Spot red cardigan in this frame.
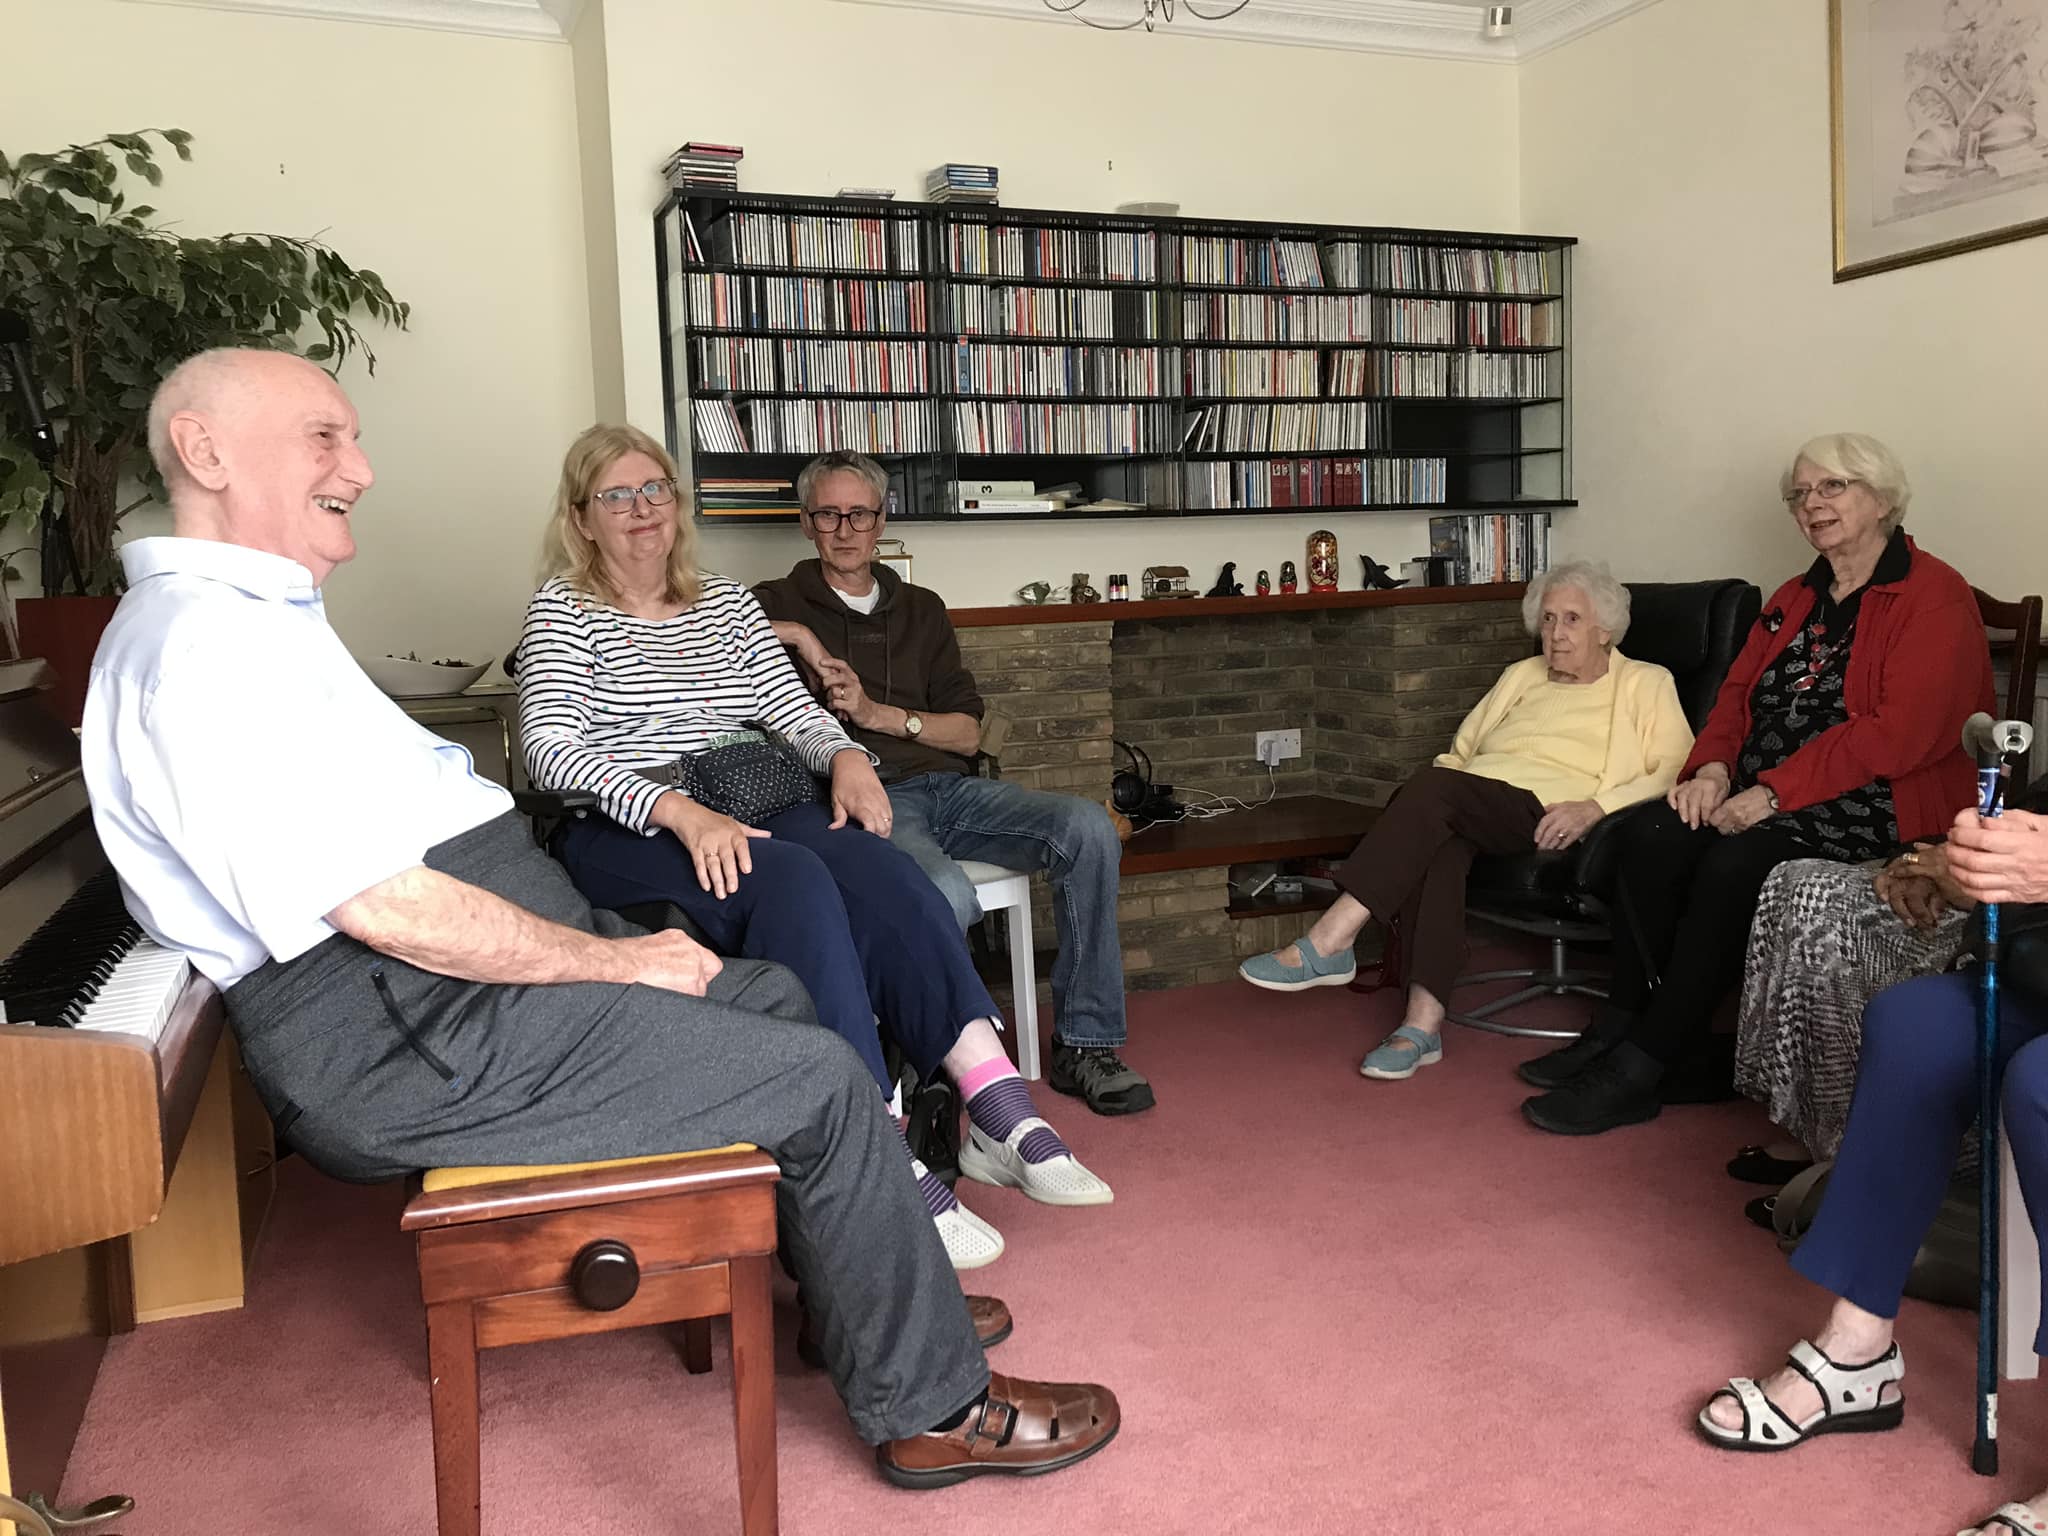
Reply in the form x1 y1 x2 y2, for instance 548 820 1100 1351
1680 536 1992 843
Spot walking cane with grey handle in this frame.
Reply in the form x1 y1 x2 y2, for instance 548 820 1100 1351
1964 710 2035 1476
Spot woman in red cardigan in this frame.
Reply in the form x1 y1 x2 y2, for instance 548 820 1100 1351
1519 433 1994 1136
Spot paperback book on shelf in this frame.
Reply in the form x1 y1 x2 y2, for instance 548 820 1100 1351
698 477 798 517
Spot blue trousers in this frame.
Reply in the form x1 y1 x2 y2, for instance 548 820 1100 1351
1795 971 2048 1352
557 802 1000 1095
886 772 1129 1049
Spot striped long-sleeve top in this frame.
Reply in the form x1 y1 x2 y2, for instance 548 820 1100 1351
517 574 860 834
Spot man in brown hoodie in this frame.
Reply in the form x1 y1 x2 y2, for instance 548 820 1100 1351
756 451 1152 1116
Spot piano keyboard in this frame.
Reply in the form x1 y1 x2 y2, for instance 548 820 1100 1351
0 868 191 1043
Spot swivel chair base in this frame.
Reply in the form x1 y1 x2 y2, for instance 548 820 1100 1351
1445 921 1608 1040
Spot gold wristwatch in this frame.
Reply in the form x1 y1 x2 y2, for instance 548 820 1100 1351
904 711 924 738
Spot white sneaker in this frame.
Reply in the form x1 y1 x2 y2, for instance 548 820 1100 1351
958 1119 1114 1207
934 1200 1005 1269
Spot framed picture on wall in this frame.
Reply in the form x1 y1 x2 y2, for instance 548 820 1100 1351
1831 0 2048 280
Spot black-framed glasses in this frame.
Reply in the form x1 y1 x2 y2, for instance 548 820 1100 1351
588 478 677 515
1782 477 1859 507
808 506 880 532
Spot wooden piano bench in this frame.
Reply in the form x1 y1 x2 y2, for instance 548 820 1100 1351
398 1146 783 1536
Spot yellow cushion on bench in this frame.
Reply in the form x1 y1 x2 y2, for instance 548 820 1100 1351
421 1144 758 1193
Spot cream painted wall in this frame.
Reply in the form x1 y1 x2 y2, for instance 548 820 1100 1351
1520 0 2048 601
588 0 1527 605
0 0 594 663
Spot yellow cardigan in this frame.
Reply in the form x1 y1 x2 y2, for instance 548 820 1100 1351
1433 651 1695 814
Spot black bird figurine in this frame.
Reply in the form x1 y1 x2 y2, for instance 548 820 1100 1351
1360 554 1409 591
1207 561 1245 598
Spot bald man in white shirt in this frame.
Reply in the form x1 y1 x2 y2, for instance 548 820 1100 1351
79 349 1118 1486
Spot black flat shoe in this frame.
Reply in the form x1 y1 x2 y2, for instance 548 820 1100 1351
1728 1144 1814 1186
1745 1194 1778 1232
1522 1043 1665 1135
1516 1005 1633 1089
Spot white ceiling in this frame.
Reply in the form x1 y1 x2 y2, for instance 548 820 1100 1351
118 0 1663 59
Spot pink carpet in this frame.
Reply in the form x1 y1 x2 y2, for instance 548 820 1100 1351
60 975 2048 1535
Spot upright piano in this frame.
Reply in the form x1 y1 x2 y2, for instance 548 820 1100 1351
0 659 272 1515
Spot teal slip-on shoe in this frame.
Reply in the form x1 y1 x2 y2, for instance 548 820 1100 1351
1359 1024 1444 1080
1237 936 1357 993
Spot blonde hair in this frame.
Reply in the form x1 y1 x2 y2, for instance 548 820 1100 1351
1783 433 1912 533
538 424 701 607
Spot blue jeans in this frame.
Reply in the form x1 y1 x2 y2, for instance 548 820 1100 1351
885 772 1128 1050
1794 972 2048 1351
556 801 999 1095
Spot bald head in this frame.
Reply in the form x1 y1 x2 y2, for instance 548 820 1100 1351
148 349 332 488
145 347 373 585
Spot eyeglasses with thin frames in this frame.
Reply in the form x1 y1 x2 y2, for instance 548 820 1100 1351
808 507 881 532
1781 477 1860 508
587 478 678 516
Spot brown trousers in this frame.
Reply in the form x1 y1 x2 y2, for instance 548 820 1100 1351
1334 765 1545 1003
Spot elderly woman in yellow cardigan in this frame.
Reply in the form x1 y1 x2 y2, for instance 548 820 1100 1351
1239 560 1694 1079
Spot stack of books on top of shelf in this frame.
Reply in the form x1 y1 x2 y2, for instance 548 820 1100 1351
664 142 743 194
698 477 797 518
838 186 897 201
927 164 1000 204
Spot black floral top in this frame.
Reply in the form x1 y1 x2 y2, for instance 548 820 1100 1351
1735 531 1908 861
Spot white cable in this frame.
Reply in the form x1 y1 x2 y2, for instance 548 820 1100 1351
1143 761 1279 824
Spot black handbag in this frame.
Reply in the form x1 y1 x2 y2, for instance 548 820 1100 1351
664 728 823 825
1771 1161 1980 1310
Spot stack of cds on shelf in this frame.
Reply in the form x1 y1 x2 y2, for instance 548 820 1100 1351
838 186 897 201
927 163 1000 204
663 141 743 194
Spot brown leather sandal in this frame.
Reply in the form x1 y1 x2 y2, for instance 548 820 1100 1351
876 1370 1120 1488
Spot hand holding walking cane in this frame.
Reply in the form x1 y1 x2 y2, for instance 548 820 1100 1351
1963 711 2036 1476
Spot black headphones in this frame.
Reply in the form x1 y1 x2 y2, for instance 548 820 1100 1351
1111 739 1154 817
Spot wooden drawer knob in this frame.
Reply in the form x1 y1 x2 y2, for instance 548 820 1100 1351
570 1239 640 1311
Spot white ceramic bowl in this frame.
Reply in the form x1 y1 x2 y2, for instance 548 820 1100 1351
360 653 493 698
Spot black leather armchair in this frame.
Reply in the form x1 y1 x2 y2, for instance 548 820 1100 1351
1445 578 1763 1038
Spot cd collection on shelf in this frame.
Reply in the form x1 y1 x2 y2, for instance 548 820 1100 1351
1183 457 1451 510
690 337 931 394
707 209 923 272
1183 402 1390 454
947 283 1161 340
694 398 941 455
661 190 1574 522
685 272 929 333
944 222 1157 282
948 342 1170 398
1431 512 1552 583
953 401 1175 456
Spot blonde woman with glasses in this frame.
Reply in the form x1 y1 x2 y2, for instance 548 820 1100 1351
516 425 1109 1275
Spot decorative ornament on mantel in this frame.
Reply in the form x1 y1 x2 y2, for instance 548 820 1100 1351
1039 0 1251 32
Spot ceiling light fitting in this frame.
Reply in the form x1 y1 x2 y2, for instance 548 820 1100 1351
1039 0 1252 32
1484 5 1513 38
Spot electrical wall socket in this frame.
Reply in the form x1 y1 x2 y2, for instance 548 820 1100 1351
1255 729 1302 765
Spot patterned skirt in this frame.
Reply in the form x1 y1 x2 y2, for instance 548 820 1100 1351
1735 858 1968 1161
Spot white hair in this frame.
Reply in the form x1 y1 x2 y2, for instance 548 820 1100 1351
1784 433 1911 533
1522 559 1630 647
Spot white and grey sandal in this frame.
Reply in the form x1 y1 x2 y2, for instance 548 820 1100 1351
1696 1338 1904 1452
1962 1504 2048 1536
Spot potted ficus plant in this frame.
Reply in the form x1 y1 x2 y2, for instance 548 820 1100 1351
0 129 407 719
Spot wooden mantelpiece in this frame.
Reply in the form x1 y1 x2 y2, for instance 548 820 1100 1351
949 582 1526 627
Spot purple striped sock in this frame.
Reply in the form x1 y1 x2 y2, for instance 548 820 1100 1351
965 1075 1070 1166
900 1129 958 1218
